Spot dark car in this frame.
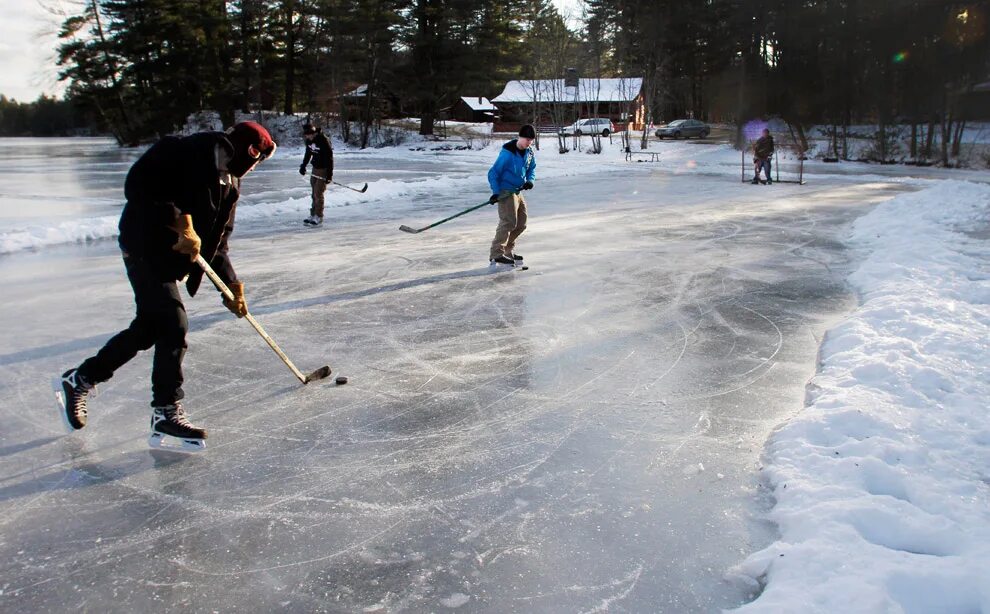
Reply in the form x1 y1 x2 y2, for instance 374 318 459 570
655 119 710 139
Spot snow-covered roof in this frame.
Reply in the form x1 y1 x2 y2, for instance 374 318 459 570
343 84 369 97
492 78 643 104
460 96 495 111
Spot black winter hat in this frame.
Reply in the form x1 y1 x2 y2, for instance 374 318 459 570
518 124 536 139
303 123 319 135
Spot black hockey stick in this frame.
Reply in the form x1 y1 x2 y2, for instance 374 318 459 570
399 191 521 234
333 179 368 193
308 173 368 193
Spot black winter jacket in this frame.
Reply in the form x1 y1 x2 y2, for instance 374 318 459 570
301 132 333 172
118 132 240 296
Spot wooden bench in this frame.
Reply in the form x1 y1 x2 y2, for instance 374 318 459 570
625 150 660 162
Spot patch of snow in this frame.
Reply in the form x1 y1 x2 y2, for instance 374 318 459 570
731 180 990 612
460 97 495 111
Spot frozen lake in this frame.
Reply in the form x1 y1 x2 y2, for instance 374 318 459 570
0 137 913 611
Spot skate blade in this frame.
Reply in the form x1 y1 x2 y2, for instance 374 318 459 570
51 377 75 434
489 263 525 272
148 432 207 453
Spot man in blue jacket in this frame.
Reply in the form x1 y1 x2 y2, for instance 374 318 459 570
487 124 537 265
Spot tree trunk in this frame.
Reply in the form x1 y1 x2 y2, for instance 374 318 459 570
419 111 434 136
877 119 887 162
361 55 378 149
90 0 135 144
941 111 952 166
283 0 297 115
911 121 918 161
794 123 808 156
952 118 965 158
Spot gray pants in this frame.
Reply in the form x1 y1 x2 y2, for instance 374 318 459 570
489 191 528 260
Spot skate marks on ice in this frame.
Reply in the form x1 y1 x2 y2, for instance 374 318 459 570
0 175 911 611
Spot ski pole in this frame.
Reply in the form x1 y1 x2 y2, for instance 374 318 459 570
195 255 332 385
308 173 368 193
399 191 521 235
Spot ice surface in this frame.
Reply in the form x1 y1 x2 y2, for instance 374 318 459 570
0 136 959 612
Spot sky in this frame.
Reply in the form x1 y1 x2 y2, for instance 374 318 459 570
0 0 67 101
0 0 584 103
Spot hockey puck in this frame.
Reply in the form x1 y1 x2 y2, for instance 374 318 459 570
335 376 348 385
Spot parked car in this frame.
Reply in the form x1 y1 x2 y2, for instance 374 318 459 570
655 119 710 139
561 118 615 137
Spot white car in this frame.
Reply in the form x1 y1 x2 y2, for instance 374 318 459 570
560 118 615 137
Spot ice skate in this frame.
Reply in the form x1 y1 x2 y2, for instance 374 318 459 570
490 255 516 266
148 403 207 452
54 368 94 432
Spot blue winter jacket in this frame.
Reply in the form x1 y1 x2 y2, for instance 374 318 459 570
488 139 536 194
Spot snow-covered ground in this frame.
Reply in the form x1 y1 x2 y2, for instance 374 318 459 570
731 181 990 612
0 134 987 612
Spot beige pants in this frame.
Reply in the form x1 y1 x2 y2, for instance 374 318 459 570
310 167 329 217
489 191 528 260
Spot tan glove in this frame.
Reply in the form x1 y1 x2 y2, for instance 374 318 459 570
171 214 202 262
223 282 248 318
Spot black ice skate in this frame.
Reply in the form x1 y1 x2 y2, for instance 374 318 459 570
508 253 524 262
54 368 93 432
149 403 207 452
490 255 516 266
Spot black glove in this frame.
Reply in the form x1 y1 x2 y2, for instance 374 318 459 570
522 181 534 190
299 165 307 176
489 194 499 204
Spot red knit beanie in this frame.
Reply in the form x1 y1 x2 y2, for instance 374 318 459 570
226 121 277 177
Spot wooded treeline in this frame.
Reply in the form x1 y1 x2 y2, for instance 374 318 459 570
41 0 990 153
0 95 90 136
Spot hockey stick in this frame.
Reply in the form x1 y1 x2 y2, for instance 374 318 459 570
332 179 368 193
399 191 521 234
195 256 332 385
308 173 368 193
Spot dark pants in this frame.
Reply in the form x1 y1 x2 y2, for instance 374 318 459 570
79 255 188 407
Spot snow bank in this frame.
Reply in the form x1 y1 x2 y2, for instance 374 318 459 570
0 142 645 254
0 215 120 254
731 181 990 612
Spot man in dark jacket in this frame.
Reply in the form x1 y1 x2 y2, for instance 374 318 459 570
299 123 333 226
752 128 775 184
56 121 276 451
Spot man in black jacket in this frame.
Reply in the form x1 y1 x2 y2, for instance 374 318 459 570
56 121 276 452
299 123 333 226
752 129 775 185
